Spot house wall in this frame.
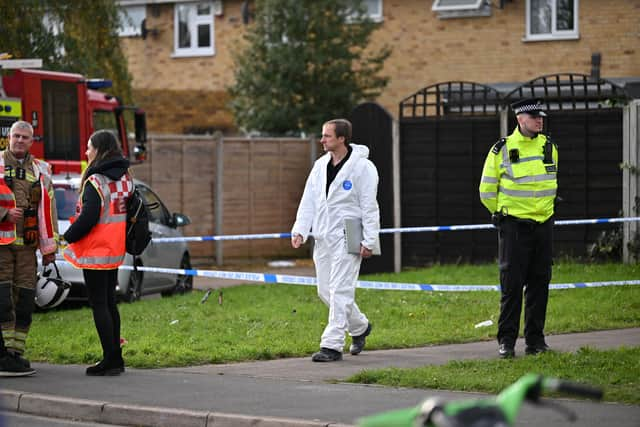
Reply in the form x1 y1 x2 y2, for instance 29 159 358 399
121 0 640 134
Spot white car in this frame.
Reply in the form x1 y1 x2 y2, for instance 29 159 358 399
45 173 192 303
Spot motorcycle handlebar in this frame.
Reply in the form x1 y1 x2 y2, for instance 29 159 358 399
546 378 604 400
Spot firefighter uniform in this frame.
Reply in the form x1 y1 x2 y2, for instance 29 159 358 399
479 98 558 357
0 150 58 355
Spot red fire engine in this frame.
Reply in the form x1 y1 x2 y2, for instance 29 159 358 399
0 59 146 173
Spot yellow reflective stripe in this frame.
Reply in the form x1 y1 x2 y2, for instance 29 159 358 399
498 186 557 198
481 176 498 184
479 192 497 200
502 173 557 184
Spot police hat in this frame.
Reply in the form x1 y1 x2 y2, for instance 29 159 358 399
510 98 547 116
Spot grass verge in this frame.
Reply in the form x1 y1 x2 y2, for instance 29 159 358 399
347 346 640 404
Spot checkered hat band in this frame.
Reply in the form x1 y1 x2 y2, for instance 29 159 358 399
514 104 543 114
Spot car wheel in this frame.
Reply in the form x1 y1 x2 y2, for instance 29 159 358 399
161 253 193 297
123 263 143 303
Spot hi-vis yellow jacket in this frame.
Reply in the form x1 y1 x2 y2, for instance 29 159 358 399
479 127 558 223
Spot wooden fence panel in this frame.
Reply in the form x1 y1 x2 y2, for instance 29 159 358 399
132 135 314 263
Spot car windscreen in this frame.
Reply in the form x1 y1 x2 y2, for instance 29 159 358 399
54 186 79 220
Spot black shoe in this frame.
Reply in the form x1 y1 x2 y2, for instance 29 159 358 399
115 357 125 373
498 343 515 359
86 359 122 376
311 347 343 362
350 323 373 355
115 348 126 373
525 343 550 355
0 354 36 377
9 352 31 369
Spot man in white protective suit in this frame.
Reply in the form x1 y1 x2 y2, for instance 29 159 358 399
291 118 380 362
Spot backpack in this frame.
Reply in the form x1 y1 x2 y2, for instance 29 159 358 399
125 186 152 256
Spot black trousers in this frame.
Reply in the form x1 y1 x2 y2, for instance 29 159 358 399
83 269 121 362
497 217 553 347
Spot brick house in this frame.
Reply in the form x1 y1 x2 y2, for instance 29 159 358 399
116 0 639 135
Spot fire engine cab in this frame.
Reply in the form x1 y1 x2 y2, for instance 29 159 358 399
0 58 146 173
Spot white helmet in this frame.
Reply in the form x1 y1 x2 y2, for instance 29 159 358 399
35 262 71 309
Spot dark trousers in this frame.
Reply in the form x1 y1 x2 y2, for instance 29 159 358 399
83 269 121 362
497 217 553 347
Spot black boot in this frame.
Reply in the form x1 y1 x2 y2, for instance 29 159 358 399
115 347 125 373
86 358 122 376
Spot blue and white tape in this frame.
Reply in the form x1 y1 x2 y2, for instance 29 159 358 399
152 216 640 243
118 265 640 292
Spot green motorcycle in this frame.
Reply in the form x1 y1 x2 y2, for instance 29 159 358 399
357 374 603 427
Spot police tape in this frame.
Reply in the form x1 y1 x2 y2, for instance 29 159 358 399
117 264 640 292
151 216 640 243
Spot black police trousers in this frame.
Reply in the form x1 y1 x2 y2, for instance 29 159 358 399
496 216 553 347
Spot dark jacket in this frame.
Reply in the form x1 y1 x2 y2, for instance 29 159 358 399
63 157 130 244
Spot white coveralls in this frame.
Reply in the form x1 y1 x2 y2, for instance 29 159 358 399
292 144 380 352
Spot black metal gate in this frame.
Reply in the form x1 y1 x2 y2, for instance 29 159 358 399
350 102 395 273
397 74 630 266
399 82 501 266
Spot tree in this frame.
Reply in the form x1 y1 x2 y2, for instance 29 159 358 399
229 0 391 135
0 0 132 102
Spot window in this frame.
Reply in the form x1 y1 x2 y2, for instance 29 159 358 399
42 80 79 161
118 5 146 37
432 0 484 12
526 0 578 41
174 1 214 57
362 0 383 22
347 0 383 23
54 186 79 220
42 13 65 56
431 0 490 19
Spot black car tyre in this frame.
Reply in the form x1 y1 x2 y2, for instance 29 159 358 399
162 253 193 297
122 261 143 303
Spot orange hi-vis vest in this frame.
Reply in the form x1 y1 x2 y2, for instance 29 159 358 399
64 173 133 269
0 155 57 254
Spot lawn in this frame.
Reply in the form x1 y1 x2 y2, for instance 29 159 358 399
27 261 639 403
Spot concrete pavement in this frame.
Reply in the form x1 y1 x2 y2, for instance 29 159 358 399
1 328 639 427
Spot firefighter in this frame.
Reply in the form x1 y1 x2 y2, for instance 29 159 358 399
479 98 558 359
0 120 58 376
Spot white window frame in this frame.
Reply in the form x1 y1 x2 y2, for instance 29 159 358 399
432 0 484 12
363 0 383 22
347 0 383 23
118 5 146 37
42 13 65 56
173 1 215 58
525 0 579 42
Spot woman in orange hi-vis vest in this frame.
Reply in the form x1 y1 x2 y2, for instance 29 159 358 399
63 130 133 376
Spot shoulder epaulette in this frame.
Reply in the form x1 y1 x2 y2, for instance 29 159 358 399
545 134 558 148
491 138 507 154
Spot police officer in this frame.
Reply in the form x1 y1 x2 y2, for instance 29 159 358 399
0 121 58 376
478 99 558 358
